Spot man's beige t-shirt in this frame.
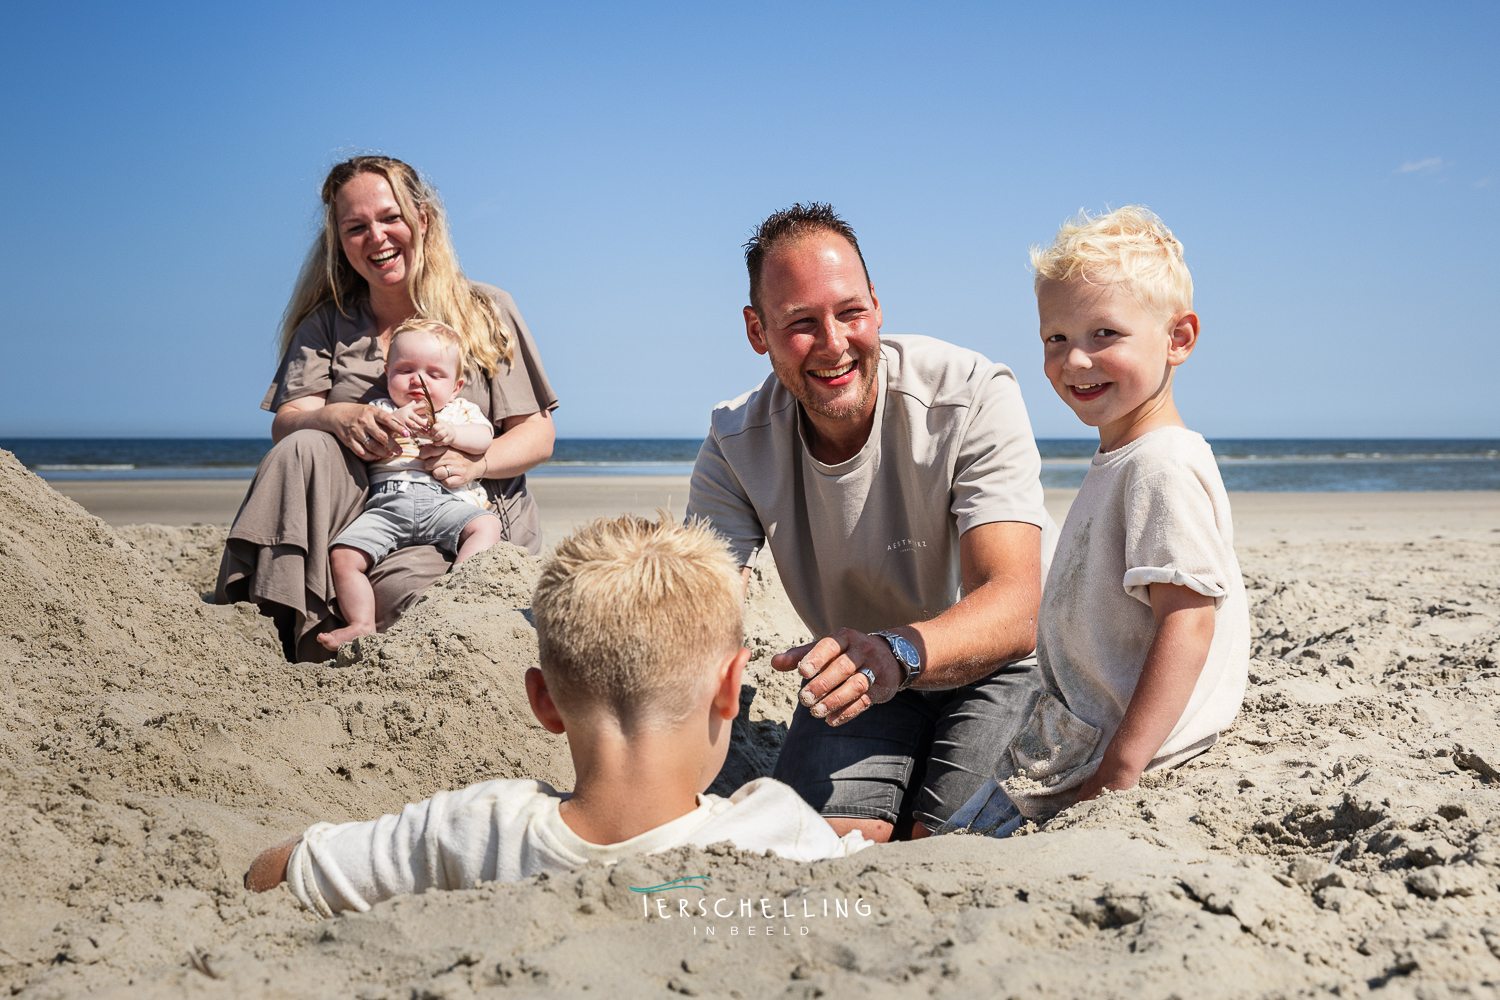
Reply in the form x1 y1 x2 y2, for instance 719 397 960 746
1038 426 1250 763
686 335 1056 644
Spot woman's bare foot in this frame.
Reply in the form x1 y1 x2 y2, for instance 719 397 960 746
317 622 375 651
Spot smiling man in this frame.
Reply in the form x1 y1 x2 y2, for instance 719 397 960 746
686 204 1058 843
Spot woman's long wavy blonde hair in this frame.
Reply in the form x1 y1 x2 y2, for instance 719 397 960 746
279 155 513 376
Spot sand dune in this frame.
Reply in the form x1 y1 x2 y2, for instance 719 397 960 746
3 449 1499 997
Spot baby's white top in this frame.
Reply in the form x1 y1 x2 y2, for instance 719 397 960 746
286 777 870 916
366 396 490 504
1038 426 1250 764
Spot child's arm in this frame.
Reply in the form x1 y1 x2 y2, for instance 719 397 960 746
1075 582 1216 801
426 419 493 452
244 835 301 892
253 783 523 914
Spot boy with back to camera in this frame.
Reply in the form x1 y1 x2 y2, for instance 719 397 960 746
247 513 869 914
318 317 504 651
944 207 1249 836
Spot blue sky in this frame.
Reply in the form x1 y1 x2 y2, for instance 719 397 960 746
1 1 1495 439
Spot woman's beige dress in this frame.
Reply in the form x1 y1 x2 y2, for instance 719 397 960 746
215 284 558 662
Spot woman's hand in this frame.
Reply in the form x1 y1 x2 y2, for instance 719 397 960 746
415 410 555 489
419 444 486 489
331 405 408 462
275 397 407 461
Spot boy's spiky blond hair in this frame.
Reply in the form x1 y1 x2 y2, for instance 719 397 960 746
1030 206 1193 318
532 513 743 726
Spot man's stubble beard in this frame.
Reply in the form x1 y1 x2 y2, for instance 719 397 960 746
773 352 879 424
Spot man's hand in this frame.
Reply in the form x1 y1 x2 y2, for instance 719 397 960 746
765 520 1042 731
771 628 909 726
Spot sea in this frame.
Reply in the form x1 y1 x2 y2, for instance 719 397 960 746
4 438 1498 492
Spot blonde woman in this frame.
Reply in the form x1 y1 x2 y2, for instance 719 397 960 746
216 156 557 661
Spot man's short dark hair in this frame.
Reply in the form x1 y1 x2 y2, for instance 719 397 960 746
744 203 872 315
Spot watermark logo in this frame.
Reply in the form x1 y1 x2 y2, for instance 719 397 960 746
630 876 711 894
631 875 871 938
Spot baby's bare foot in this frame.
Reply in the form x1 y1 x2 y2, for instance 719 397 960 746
317 623 375 652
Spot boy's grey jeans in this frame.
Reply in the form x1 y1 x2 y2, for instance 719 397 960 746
939 692 1219 838
936 688 1105 838
936 778 1026 838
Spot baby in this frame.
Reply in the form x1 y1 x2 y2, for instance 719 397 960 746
945 206 1249 835
248 513 868 914
318 318 503 651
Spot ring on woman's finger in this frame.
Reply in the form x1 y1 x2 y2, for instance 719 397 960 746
858 666 877 689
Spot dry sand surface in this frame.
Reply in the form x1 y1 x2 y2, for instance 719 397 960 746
5 450 1500 998
49 482 252 530
52 474 698 551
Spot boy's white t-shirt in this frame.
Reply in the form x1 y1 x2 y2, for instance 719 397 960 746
1038 426 1250 765
286 777 871 916
366 396 491 506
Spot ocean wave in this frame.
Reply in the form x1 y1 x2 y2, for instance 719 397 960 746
1040 453 1500 466
35 463 137 471
1216 452 1500 464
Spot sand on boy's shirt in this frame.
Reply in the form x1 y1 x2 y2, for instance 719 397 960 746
285 775 868 916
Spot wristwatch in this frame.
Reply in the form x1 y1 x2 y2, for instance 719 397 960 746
871 630 922 690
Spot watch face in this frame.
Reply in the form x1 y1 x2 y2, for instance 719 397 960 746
890 634 920 668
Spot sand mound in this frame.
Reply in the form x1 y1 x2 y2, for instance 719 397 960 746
3 447 1499 997
0 449 286 990
0 454 581 994
0 450 809 998
113 525 227 601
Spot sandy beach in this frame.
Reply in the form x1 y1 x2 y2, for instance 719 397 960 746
55 473 1500 548
7 457 1500 997
55 475 699 552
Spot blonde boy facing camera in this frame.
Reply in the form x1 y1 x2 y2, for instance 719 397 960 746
945 208 1249 835
247 514 868 915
